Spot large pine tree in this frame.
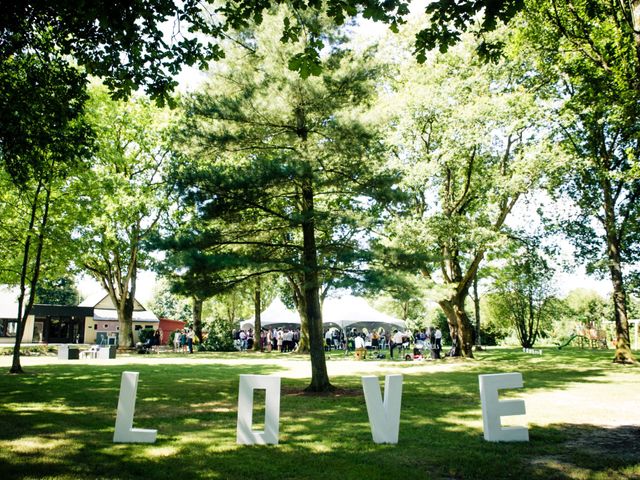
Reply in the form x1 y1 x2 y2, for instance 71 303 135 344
161 12 396 391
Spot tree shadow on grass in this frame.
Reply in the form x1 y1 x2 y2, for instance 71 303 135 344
0 363 284 440
0 353 636 479
527 424 640 480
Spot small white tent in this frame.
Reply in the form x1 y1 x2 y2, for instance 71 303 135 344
239 298 300 330
322 296 406 331
240 295 406 331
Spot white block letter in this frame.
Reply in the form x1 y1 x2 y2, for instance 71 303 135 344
113 371 157 443
479 373 529 442
362 374 403 444
236 375 281 445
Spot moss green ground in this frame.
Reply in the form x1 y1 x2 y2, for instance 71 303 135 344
0 347 638 480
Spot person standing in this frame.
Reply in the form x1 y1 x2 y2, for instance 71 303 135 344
173 330 181 352
390 329 404 359
187 328 195 354
434 327 442 358
354 333 366 359
239 330 247 350
325 329 333 351
266 329 272 352
152 328 162 354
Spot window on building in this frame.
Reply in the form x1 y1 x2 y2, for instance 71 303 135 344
0 319 18 337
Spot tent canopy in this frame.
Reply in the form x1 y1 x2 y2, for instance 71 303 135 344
322 296 406 331
240 295 406 331
239 298 300 330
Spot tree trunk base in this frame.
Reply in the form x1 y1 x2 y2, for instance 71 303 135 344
613 353 637 365
9 366 24 374
304 382 336 393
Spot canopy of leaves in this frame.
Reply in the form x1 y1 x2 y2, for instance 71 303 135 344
519 0 640 281
1 1 527 103
160 11 399 295
70 87 171 302
34 276 80 305
376 23 555 301
0 47 93 185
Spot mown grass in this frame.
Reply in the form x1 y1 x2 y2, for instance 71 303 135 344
0 347 638 480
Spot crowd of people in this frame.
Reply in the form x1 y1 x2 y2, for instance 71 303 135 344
145 324 448 359
232 327 302 352
342 326 444 360
172 328 195 353
231 325 446 360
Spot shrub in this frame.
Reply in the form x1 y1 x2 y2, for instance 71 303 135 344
137 327 155 344
199 318 236 352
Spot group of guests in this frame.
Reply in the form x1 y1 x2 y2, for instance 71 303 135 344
231 325 446 360
172 328 195 353
331 326 444 360
324 328 389 351
233 327 302 352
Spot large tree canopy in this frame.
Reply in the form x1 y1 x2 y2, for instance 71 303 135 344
0 48 93 373
159 12 397 390
520 0 640 363
70 87 171 348
377 23 556 357
1 1 526 104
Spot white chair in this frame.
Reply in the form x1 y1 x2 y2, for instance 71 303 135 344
81 345 100 359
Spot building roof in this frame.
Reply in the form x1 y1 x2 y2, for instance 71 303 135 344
0 286 159 322
92 309 158 323
32 305 94 317
79 293 147 311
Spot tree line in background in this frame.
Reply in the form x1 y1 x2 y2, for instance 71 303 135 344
1 1 639 387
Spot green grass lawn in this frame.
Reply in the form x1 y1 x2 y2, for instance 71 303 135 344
0 347 638 480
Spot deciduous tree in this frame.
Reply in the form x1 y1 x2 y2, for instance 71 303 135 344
71 88 170 348
522 0 640 363
0 50 92 373
488 241 557 348
378 25 555 357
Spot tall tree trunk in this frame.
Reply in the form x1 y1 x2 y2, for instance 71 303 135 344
472 272 481 346
287 272 310 352
117 294 135 349
252 278 261 351
437 252 484 358
293 294 310 352
439 293 475 358
193 297 204 345
601 176 635 363
300 174 333 392
10 178 50 374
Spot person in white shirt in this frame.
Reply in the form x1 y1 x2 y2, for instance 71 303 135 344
434 327 442 359
325 329 333 350
284 329 294 352
390 330 404 359
354 333 366 359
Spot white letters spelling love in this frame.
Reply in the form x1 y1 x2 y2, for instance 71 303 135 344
113 371 528 445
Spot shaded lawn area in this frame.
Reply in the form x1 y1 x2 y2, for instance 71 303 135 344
0 348 638 480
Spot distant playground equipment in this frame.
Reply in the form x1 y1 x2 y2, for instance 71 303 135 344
557 325 608 350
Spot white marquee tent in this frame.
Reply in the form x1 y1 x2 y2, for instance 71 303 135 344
240 295 406 331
